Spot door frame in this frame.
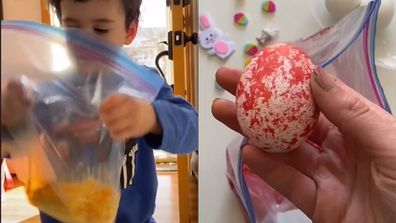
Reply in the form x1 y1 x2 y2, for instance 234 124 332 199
169 0 198 222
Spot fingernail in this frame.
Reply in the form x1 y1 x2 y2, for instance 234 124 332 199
313 68 336 91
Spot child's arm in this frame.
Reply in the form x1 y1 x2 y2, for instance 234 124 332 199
100 82 198 154
142 82 198 154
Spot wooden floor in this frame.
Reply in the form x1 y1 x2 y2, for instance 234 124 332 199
1 172 181 223
153 172 179 223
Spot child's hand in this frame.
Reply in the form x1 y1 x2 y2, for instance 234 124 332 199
99 93 161 141
1 81 32 128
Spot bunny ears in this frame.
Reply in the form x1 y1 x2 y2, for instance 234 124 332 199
199 12 236 60
199 12 213 30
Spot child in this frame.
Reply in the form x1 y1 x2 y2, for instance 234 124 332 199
1 0 198 222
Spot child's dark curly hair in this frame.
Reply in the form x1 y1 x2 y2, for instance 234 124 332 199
48 0 142 30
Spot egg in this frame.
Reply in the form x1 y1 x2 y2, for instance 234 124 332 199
234 13 249 26
244 43 259 56
236 43 319 152
262 0 276 13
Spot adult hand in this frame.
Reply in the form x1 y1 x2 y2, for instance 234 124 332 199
212 67 396 222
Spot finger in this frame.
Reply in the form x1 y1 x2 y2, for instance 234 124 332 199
107 118 132 137
242 144 316 218
99 95 133 117
211 98 243 134
215 67 243 96
110 124 136 141
110 129 130 141
270 142 320 178
308 114 333 147
311 69 396 152
100 94 129 113
100 104 133 127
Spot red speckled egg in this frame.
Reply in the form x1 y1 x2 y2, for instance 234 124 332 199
236 43 319 152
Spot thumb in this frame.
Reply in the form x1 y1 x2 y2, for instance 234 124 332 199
310 69 396 150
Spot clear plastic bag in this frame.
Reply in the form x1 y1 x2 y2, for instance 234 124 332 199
226 138 297 223
226 1 392 222
294 0 391 113
1 21 164 223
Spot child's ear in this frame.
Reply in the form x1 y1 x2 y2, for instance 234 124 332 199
124 21 138 45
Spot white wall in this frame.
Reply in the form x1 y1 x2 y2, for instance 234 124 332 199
3 0 42 22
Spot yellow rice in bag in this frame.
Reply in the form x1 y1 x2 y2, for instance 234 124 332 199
25 177 120 223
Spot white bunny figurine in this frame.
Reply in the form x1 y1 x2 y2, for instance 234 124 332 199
199 12 236 60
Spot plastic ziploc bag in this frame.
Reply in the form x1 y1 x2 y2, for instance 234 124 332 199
1 21 164 223
226 1 392 223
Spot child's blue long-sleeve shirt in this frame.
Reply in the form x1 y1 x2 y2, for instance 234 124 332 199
31 66 197 223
